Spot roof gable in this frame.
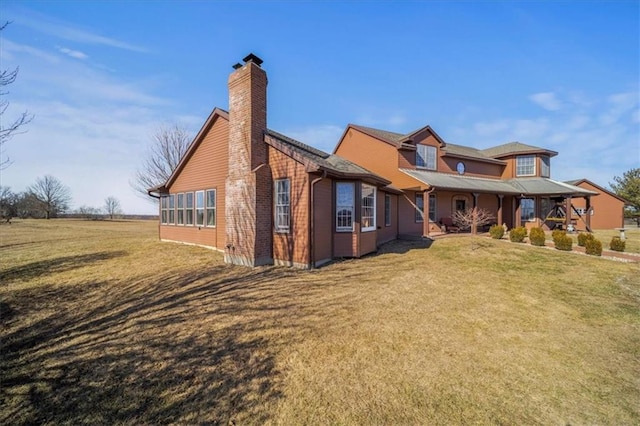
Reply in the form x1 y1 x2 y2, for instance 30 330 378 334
565 178 629 203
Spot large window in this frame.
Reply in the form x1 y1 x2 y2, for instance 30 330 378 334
384 194 391 227
177 193 184 225
161 195 168 224
206 189 216 227
361 184 376 232
336 182 354 231
520 198 535 222
540 156 550 178
168 194 175 224
195 190 205 226
274 179 290 233
415 193 424 222
416 145 437 170
429 194 437 222
516 155 536 176
185 192 194 225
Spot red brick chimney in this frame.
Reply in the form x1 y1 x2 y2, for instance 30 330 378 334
225 53 273 266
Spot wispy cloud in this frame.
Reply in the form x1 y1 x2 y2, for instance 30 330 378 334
529 92 562 111
56 46 89 60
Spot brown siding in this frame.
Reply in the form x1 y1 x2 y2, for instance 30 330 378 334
269 146 310 266
334 232 358 257
359 230 377 256
160 116 228 250
572 182 625 229
377 192 398 245
398 192 423 235
313 177 333 265
440 157 502 178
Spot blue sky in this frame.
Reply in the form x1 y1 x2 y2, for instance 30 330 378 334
1 1 638 214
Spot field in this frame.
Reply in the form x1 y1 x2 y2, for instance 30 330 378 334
1 220 639 425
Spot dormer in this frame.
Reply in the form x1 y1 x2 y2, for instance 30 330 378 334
481 142 558 179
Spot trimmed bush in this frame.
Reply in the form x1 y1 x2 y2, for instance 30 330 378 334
551 229 566 245
509 226 527 243
529 227 546 246
609 236 626 252
577 232 594 247
585 238 603 256
489 224 504 239
554 234 573 251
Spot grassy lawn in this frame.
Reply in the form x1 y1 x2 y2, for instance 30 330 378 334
1 219 639 424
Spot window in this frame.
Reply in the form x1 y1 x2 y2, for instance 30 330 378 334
429 194 437 222
520 198 535 222
177 193 184 225
168 194 175 224
161 195 168 224
361 184 376 232
274 179 290 232
206 189 216 227
195 190 205 226
336 182 354 231
185 192 194 225
384 194 391 227
516 155 536 176
415 193 424 222
540 156 550 178
540 197 551 220
416 145 437 170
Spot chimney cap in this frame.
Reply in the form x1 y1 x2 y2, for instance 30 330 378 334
232 62 242 70
243 53 263 66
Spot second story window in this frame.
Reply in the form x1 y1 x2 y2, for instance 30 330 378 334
416 145 437 170
540 156 550 178
516 155 536 176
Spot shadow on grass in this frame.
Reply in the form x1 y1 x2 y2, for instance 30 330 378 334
0 251 127 284
376 238 434 255
0 265 340 424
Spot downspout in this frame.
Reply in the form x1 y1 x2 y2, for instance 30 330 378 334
309 171 327 269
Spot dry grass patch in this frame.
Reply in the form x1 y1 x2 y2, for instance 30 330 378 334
1 220 639 424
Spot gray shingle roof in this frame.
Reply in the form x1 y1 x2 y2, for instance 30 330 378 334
442 143 506 164
349 124 406 144
400 169 597 196
481 142 558 158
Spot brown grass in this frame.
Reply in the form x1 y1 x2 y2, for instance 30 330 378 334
1 219 639 424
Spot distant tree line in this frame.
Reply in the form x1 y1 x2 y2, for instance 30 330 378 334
0 174 122 222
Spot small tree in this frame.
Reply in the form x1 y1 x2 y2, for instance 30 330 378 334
0 185 18 222
452 208 494 234
28 175 72 219
104 196 122 219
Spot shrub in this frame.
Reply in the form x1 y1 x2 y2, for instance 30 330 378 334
577 232 594 247
554 234 573 251
551 229 566 245
489 224 504 239
609 236 626 252
529 227 546 246
585 238 602 256
509 226 527 243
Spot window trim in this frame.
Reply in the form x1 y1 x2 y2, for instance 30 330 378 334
274 178 290 233
361 183 376 232
168 194 175 225
384 194 391 227
185 192 194 226
336 182 355 232
160 195 168 225
177 193 185 225
416 144 437 170
520 197 535 222
205 189 216 228
195 190 205 226
516 155 536 177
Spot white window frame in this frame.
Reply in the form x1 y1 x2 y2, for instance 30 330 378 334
185 192 194 226
516 155 536 177
540 156 550 178
361 184 376 232
520 198 535 222
384 194 391 227
177 193 184 225
161 195 168 224
195 190 205 226
415 193 424 223
336 182 354 232
274 179 290 233
416 145 437 170
206 189 216 227
168 194 175 225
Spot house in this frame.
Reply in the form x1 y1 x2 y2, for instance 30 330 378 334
149 53 618 269
564 179 626 229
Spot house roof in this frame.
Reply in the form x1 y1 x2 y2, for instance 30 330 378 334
265 129 391 186
564 178 629 203
481 142 558 158
400 169 598 196
344 124 447 149
442 143 506 165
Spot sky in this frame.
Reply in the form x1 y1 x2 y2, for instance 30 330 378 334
0 1 638 215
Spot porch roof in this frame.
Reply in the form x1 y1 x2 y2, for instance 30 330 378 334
400 169 598 197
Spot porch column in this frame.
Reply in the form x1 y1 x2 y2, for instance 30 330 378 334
423 190 430 237
585 196 591 230
565 195 572 229
472 192 479 235
515 197 521 227
497 194 504 226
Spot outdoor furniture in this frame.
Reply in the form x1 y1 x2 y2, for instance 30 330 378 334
440 217 460 233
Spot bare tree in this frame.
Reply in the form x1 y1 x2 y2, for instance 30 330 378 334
1 22 34 170
28 175 72 219
131 125 192 199
452 208 495 234
104 196 122 219
0 185 18 222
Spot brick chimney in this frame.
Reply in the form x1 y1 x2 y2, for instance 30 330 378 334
225 53 273 266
